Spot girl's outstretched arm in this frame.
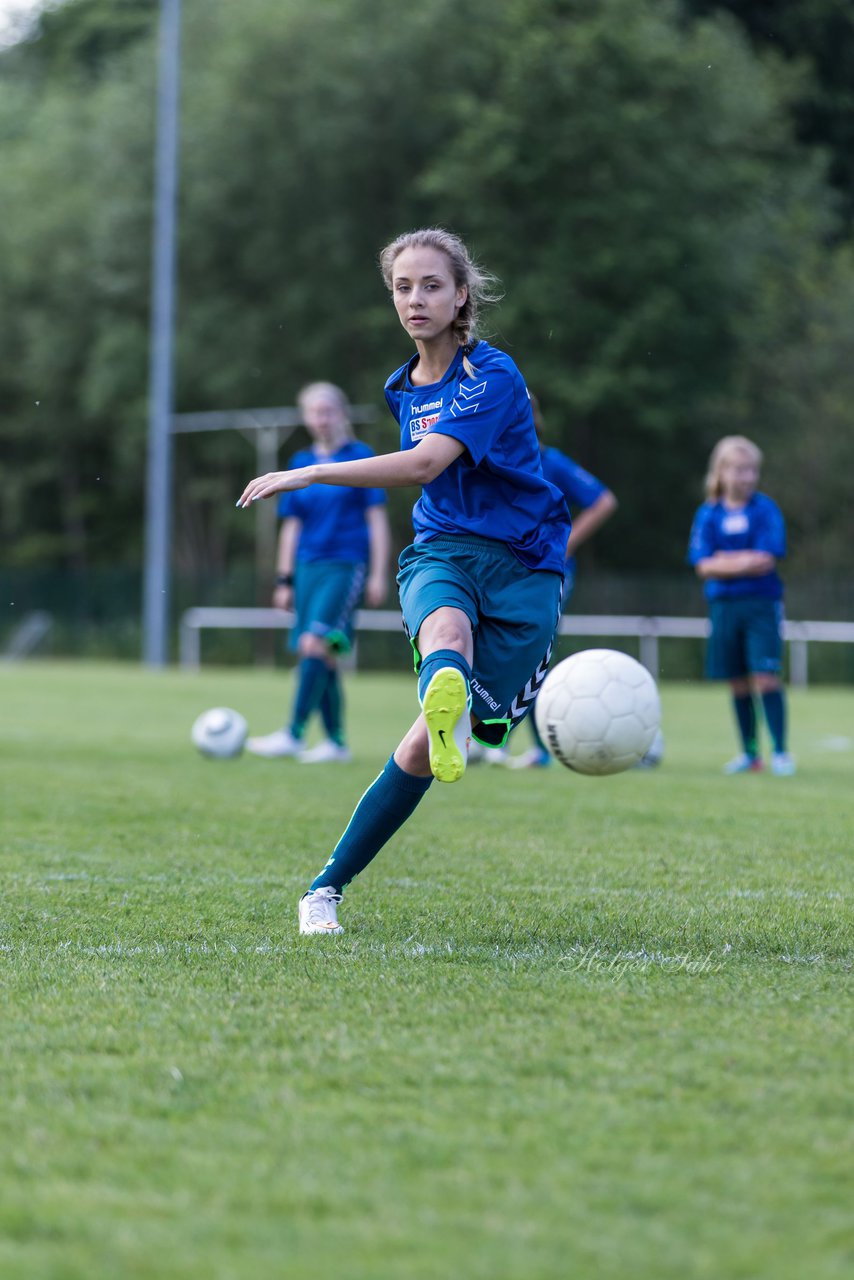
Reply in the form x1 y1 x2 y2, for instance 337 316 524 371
236 432 465 508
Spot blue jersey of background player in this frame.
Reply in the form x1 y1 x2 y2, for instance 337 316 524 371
536 402 617 599
279 440 382 567
238 227 571 936
246 382 390 765
687 434 794 776
501 395 617 769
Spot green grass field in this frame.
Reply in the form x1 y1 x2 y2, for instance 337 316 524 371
2 661 852 1280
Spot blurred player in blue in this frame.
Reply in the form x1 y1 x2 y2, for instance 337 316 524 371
246 381 390 763
688 434 795 776
503 395 617 768
238 227 571 933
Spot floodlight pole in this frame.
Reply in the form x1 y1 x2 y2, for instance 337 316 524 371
142 0 182 665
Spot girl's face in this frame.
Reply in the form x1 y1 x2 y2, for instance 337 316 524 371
301 391 349 448
390 246 467 343
720 451 760 504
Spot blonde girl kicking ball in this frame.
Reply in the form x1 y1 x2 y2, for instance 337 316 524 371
688 435 795 776
237 228 571 933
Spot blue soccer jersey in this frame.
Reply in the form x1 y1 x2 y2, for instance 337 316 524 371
277 441 385 564
384 342 570 575
687 492 786 601
540 446 608 571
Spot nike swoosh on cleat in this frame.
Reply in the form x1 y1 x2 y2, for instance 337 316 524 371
438 729 446 746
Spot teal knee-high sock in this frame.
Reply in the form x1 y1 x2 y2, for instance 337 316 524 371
310 756 433 893
320 668 344 745
290 656 328 738
417 649 472 705
761 689 786 753
733 694 758 757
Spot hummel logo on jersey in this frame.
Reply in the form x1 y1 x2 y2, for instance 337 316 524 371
449 379 487 418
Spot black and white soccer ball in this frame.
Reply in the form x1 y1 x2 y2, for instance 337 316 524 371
191 707 248 759
534 649 661 776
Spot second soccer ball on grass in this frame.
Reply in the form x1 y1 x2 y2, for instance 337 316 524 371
191 707 248 759
534 649 661 776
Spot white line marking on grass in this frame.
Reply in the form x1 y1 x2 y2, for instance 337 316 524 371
727 887 847 901
0 939 847 971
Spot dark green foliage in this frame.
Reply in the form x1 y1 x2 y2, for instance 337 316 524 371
28 0 157 78
1 0 852 590
685 0 854 225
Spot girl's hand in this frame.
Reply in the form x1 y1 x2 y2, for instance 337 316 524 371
364 573 388 607
236 468 313 508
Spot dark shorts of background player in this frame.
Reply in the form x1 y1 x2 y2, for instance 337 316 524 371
397 534 564 748
291 560 367 655
706 596 784 680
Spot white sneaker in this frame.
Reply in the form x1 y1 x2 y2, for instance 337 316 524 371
771 752 796 777
508 747 552 770
298 886 343 934
245 728 302 758
421 666 471 784
299 740 352 764
467 741 506 765
723 753 763 774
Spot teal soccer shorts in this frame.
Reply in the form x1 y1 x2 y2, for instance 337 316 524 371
397 535 564 747
706 597 784 679
292 560 366 654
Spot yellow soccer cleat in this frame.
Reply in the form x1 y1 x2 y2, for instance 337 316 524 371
421 667 471 784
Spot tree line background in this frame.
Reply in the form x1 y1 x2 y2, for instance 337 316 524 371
2 0 854 654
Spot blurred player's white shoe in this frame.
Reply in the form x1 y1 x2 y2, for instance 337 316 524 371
246 728 303 758
421 667 470 784
299 886 343 934
299 740 352 764
508 747 552 769
467 742 508 765
770 752 796 776
635 728 665 769
723 753 763 774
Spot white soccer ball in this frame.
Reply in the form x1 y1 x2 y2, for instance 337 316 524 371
191 707 248 759
534 649 661 776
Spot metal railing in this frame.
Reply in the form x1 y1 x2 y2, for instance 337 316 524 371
178 606 854 686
